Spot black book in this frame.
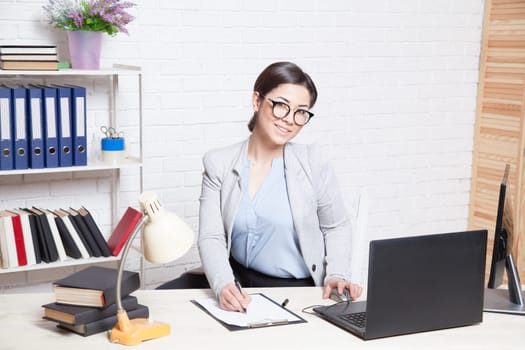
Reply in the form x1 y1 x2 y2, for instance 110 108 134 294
54 266 141 308
54 209 90 259
58 209 93 257
54 214 82 259
56 304 149 336
24 210 42 264
77 207 111 257
66 208 102 257
43 295 139 325
24 208 58 262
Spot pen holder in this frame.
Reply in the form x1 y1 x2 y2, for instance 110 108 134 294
101 137 126 163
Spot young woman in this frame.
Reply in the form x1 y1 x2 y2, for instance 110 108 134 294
198 61 362 311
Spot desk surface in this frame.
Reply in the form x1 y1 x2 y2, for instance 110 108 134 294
0 287 524 350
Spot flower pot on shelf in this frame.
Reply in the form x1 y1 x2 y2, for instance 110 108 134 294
67 30 102 70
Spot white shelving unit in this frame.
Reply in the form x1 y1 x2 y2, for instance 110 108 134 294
0 64 143 277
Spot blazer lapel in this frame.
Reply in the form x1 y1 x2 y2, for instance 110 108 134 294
223 140 248 242
284 144 310 243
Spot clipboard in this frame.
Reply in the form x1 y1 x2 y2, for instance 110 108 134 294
191 293 307 331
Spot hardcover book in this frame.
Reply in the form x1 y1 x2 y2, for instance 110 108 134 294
107 207 143 256
54 266 140 308
0 210 22 267
58 209 94 257
56 304 149 336
0 60 59 71
0 54 59 61
25 211 42 264
10 212 28 266
53 214 83 259
66 208 102 257
24 207 58 263
0 211 14 268
54 209 90 259
39 208 68 261
0 45 57 55
76 207 112 257
8 209 36 265
43 295 138 325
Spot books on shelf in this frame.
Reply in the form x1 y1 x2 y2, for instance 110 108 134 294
0 206 112 269
53 266 140 308
0 45 58 71
76 207 112 257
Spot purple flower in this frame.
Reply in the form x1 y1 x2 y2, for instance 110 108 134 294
43 0 136 35
67 11 84 28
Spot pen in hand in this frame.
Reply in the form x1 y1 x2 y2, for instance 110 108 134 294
234 279 247 313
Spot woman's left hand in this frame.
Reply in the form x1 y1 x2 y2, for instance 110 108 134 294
323 277 363 301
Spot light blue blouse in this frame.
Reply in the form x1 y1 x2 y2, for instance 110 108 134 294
230 157 310 278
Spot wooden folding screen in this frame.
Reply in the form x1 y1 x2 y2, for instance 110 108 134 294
468 0 525 282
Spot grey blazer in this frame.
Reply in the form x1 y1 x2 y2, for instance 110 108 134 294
198 139 353 297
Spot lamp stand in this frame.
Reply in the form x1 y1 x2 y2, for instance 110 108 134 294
110 309 170 346
109 215 171 346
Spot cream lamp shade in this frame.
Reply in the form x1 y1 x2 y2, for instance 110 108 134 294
139 191 195 264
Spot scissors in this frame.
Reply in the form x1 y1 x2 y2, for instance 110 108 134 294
100 126 124 139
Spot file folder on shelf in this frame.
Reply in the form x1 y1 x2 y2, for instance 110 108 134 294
68 85 87 166
11 86 28 170
54 85 73 167
0 85 13 170
41 85 59 168
26 85 45 169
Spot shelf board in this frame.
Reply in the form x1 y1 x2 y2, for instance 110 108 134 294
0 156 142 176
0 64 141 77
0 256 120 274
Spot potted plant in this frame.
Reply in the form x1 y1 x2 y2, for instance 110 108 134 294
43 0 136 69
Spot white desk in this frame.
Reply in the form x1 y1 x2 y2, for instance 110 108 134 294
0 287 523 349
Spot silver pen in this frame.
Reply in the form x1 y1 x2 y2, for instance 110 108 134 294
249 319 289 328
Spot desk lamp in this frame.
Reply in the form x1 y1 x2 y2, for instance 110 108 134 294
110 192 195 345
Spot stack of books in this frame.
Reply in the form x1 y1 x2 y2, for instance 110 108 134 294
42 266 147 336
0 206 113 269
0 45 59 70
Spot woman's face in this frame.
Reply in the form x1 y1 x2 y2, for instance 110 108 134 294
252 83 312 146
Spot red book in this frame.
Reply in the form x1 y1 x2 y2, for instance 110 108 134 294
107 207 143 256
11 213 28 266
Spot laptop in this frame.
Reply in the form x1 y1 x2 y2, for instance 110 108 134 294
313 230 487 340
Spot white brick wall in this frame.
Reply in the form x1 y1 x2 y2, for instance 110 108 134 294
0 0 485 291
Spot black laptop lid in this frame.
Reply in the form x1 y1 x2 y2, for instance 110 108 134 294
365 230 487 339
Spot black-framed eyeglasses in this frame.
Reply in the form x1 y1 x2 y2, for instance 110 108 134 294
263 97 314 126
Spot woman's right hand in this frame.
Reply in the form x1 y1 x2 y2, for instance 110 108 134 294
219 283 252 312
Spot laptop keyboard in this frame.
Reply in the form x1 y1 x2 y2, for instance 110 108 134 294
338 312 367 329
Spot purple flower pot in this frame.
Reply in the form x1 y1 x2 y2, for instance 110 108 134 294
67 30 102 69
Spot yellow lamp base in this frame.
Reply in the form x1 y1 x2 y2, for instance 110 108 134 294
110 311 170 346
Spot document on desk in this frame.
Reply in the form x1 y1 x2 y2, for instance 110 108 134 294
191 293 306 331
